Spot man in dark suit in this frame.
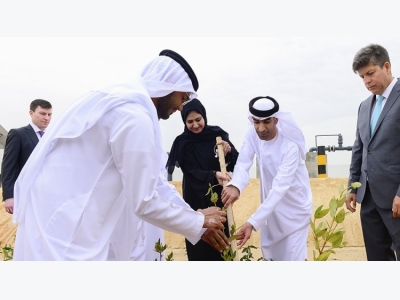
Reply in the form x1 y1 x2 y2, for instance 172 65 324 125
346 44 400 260
1 99 52 214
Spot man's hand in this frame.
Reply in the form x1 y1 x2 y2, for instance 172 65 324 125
201 228 230 252
215 171 231 186
392 195 400 218
345 193 357 213
4 198 14 214
198 207 227 230
221 185 240 208
236 222 254 249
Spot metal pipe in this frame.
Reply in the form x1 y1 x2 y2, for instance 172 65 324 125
309 134 352 152
338 134 343 148
309 145 353 152
325 145 353 152
315 134 340 149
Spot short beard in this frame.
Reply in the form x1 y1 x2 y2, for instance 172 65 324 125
157 93 174 120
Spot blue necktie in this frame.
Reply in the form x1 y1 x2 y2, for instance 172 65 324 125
38 131 44 137
370 95 384 135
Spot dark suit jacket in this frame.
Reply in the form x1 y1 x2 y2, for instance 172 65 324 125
1 124 39 200
349 78 400 209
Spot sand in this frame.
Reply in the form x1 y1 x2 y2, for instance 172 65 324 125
0 178 367 261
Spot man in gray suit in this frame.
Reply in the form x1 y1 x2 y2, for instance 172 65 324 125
346 44 400 260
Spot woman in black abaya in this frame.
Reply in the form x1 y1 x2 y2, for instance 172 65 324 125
166 99 239 261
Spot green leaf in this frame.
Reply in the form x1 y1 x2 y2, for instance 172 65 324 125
337 195 346 208
317 222 327 229
316 222 324 231
257 257 265 261
338 184 344 195
331 234 344 248
205 184 212 196
351 182 362 189
333 228 345 234
328 231 344 245
315 208 330 219
315 251 331 261
310 219 315 231
228 234 240 242
329 198 338 217
230 223 237 236
211 192 218 204
314 239 320 251
335 208 346 223
314 205 323 218
330 232 344 248
316 228 328 238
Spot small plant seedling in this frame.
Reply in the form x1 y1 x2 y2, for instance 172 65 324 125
205 183 220 206
310 182 361 261
0 236 15 261
206 182 265 261
153 238 173 261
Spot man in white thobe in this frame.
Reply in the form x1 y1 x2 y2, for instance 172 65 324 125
12 49 228 260
222 96 312 261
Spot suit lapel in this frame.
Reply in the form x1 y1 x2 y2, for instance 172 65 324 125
370 79 400 141
25 124 39 146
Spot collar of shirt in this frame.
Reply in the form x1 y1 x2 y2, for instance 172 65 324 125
380 77 398 107
29 122 44 139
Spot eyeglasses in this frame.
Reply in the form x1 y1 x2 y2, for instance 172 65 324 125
182 92 194 106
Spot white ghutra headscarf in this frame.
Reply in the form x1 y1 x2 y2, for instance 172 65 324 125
247 97 306 160
141 56 198 98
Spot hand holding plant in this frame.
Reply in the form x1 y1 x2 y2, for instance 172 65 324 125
235 222 254 249
198 206 227 230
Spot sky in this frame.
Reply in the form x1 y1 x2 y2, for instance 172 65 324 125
1 2 399 295
1 37 399 178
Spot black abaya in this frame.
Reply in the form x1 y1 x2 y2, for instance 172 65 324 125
166 98 239 260
180 137 238 260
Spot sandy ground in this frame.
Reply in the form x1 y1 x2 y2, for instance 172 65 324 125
164 178 366 261
0 178 367 261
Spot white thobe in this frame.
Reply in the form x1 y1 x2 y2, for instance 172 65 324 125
108 152 201 261
127 174 192 261
229 127 312 261
13 81 204 261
